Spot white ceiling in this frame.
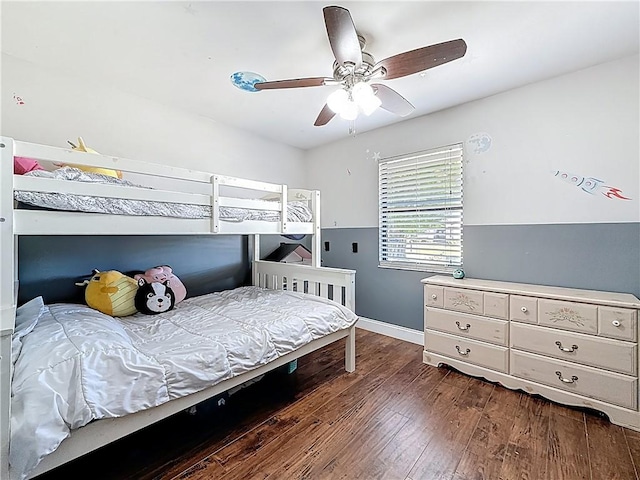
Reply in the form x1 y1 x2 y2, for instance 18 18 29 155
2 1 638 150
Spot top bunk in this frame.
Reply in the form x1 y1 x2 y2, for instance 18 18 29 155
1 136 319 236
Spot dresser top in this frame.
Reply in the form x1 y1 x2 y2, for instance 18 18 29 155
422 275 640 308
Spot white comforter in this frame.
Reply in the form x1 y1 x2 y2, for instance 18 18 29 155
10 286 357 480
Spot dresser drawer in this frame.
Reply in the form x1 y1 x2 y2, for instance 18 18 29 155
443 288 483 315
510 350 637 410
425 308 508 346
484 292 509 319
510 295 538 324
511 323 637 375
425 330 508 373
599 306 637 341
425 285 444 308
538 299 597 334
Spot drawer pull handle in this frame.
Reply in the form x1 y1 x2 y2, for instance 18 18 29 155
612 320 621 327
555 341 578 353
555 371 578 384
455 345 471 356
455 321 471 331
520 306 528 313
431 294 438 300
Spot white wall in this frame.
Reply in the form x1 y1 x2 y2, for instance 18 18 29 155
3 52 637 224
305 54 639 227
1 54 307 188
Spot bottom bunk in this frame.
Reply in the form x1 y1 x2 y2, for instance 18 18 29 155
9 262 357 480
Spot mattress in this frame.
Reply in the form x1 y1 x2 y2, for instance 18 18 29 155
14 168 312 222
10 287 358 480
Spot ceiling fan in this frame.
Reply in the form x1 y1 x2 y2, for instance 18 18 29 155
253 5 467 126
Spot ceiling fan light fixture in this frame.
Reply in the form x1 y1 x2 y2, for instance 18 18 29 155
351 82 373 102
359 93 382 116
352 82 381 115
327 88 349 113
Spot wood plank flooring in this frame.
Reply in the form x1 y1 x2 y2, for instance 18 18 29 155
38 329 640 480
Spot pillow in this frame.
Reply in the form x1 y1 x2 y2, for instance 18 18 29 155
12 296 46 365
15 296 45 329
14 157 44 175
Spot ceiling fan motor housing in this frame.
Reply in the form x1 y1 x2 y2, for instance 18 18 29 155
332 35 377 83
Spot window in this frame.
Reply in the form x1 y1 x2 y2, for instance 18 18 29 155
378 143 463 272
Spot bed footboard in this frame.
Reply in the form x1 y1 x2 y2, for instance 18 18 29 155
253 260 356 311
253 260 357 373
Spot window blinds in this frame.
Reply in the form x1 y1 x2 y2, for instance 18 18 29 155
378 144 463 272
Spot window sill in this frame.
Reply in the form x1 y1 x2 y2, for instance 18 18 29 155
377 264 458 274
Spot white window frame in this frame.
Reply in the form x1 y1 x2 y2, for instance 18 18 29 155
378 143 463 273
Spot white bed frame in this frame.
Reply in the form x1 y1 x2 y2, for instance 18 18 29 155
0 136 356 479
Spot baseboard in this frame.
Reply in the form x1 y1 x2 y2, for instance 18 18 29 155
356 317 423 345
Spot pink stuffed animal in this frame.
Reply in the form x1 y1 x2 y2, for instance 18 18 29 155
134 265 187 304
14 156 44 175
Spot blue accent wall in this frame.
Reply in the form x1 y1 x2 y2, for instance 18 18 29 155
18 235 250 305
321 224 640 331
463 223 640 296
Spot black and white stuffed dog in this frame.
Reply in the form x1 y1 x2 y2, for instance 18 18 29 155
134 278 176 315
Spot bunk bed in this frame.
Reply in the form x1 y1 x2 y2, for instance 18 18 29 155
0 136 358 480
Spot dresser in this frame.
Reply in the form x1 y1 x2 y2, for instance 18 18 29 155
422 275 640 431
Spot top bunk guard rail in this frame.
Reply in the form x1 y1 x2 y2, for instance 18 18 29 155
1 137 318 236
10 138 213 183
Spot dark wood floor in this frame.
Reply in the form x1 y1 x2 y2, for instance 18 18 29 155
39 329 640 480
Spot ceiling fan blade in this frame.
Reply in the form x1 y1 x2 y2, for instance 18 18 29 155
323 6 362 69
372 84 415 117
255 77 331 90
314 103 336 126
375 39 467 80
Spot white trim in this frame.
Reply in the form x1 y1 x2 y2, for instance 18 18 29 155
356 316 423 345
